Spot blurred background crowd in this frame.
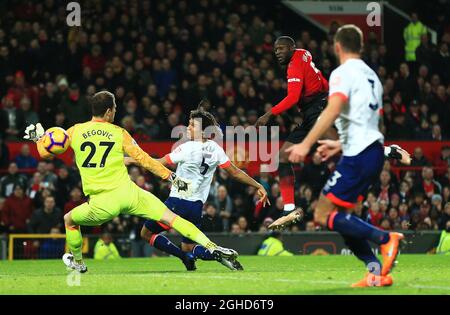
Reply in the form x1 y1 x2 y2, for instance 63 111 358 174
0 0 450 244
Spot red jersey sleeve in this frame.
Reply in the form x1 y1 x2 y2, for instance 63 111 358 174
271 54 305 115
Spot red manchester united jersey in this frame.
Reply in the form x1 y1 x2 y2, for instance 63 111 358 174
271 49 329 115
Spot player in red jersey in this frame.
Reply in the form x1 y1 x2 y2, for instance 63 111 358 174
256 36 332 217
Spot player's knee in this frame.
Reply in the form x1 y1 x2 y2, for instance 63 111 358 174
314 211 329 227
140 227 152 241
64 213 74 227
181 243 194 252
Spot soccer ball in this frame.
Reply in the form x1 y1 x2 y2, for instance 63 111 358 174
42 127 70 155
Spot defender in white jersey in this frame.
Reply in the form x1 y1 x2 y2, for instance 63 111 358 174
128 105 269 271
271 25 405 287
165 139 230 203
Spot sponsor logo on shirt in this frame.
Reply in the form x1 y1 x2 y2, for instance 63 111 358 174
288 78 301 83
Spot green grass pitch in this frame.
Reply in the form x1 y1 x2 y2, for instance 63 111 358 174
1 255 449 294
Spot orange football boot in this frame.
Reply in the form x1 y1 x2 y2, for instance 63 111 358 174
380 232 404 276
351 273 393 288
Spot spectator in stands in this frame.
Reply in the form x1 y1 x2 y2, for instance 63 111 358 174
257 231 293 256
438 146 450 168
403 12 427 71
411 147 430 166
0 92 25 139
305 221 317 232
136 112 160 140
237 216 249 233
54 166 76 208
20 97 38 126
0 162 27 197
6 71 37 109
0 138 10 169
61 83 89 126
416 119 432 140
63 187 84 215
14 144 37 169
1 184 33 233
435 42 450 85
200 203 224 233
439 202 450 230
436 221 450 255
416 33 435 71
28 196 62 233
395 63 418 105
405 100 422 133
213 185 233 231
416 166 442 198
388 113 412 140
230 223 242 234
38 161 57 188
374 170 398 202
398 202 410 222
38 82 59 128
367 201 383 228
442 185 450 205
94 233 121 260
440 166 450 187
399 180 412 204
380 218 392 231
388 208 401 230
82 45 106 75
432 124 444 141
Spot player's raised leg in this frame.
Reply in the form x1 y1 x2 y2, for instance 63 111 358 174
129 184 238 260
314 194 393 287
140 223 197 271
63 191 121 272
279 141 297 213
63 210 87 273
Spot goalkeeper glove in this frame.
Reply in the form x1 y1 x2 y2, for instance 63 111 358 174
168 172 193 198
384 144 403 160
24 123 45 142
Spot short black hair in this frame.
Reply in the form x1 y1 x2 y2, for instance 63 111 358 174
89 91 115 116
275 36 296 47
189 99 220 132
334 24 363 54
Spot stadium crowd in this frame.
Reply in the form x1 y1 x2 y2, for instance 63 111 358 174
0 0 450 245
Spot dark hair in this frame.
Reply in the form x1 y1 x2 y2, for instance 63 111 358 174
334 24 363 54
189 99 220 132
275 36 296 47
89 91 115 116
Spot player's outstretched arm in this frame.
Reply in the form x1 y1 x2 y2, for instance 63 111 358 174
384 144 411 165
122 130 172 179
124 156 168 166
24 123 74 159
122 131 193 196
223 162 270 207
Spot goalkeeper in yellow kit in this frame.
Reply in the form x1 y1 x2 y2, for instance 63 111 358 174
24 91 237 272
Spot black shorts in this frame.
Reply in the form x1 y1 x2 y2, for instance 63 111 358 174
286 93 328 144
